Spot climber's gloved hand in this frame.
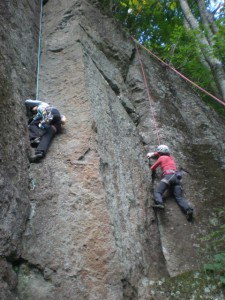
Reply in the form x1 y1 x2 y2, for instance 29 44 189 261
147 152 155 158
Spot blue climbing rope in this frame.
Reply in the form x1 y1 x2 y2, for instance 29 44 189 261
36 0 44 100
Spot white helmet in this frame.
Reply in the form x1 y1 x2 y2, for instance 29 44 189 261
156 144 170 154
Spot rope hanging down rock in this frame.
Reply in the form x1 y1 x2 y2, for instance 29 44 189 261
36 0 44 100
132 36 225 107
135 42 161 146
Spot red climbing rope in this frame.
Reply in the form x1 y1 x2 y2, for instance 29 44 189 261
132 36 225 107
135 43 161 145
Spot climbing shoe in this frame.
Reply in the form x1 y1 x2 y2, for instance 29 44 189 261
29 152 44 163
152 203 165 209
186 209 193 222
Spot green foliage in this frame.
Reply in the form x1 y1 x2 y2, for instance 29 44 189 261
202 208 225 250
213 17 225 64
203 208 225 285
204 252 225 285
145 268 225 299
100 0 225 112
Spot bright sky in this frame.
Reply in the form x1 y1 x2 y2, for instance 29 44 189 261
209 0 224 16
210 0 223 9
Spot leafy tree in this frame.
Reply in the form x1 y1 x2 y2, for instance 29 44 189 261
178 0 225 101
100 0 225 103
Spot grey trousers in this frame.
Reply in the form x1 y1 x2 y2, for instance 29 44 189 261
153 174 192 213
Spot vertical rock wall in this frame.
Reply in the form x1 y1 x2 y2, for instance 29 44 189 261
0 1 40 299
1 0 225 299
16 1 166 298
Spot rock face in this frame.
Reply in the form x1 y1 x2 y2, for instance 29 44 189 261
0 1 40 299
1 0 225 299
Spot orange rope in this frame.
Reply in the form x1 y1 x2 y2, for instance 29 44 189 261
131 37 225 107
135 43 161 145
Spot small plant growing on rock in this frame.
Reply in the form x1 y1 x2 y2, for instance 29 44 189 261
203 208 225 285
204 252 225 285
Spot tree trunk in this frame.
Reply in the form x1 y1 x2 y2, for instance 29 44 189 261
179 0 225 101
198 0 219 34
197 0 214 45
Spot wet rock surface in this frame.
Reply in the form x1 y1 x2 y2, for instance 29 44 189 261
1 0 225 299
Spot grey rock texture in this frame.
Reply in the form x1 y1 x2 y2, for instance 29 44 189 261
1 0 225 299
0 1 40 299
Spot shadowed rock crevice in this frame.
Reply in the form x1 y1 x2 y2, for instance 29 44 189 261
121 278 138 300
0 257 18 300
15 260 55 300
79 19 133 80
77 147 91 161
85 51 121 96
0 1 40 298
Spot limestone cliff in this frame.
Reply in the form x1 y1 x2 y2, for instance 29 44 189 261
0 0 225 299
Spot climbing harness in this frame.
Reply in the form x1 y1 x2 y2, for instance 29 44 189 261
38 107 53 129
161 176 173 185
131 36 225 107
36 0 44 100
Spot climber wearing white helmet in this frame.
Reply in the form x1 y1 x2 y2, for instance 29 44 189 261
25 99 66 163
147 144 193 221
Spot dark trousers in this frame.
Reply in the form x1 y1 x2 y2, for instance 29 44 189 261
35 126 56 156
154 174 192 213
28 124 45 140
